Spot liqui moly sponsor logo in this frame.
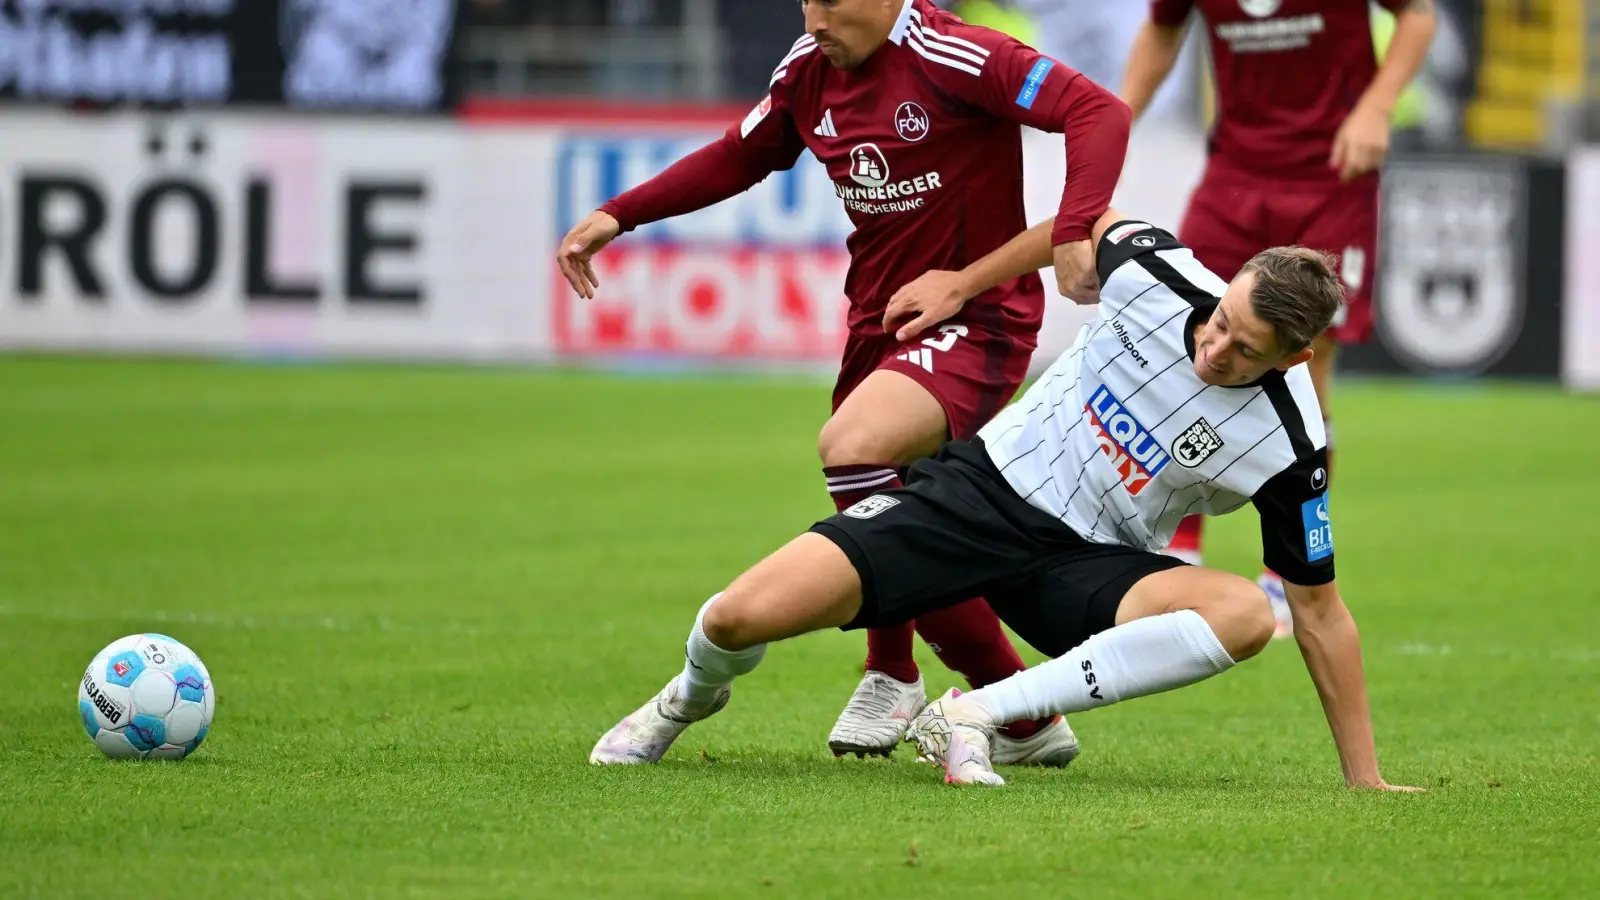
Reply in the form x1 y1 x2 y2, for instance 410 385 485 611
553 135 851 360
1085 385 1170 494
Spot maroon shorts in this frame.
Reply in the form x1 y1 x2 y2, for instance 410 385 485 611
1179 170 1379 344
832 317 1036 441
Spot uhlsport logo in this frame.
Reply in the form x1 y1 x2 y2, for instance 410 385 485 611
1086 385 1170 495
895 102 930 142
1301 495 1333 561
848 143 891 188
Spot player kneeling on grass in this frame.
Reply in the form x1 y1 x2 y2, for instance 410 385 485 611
591 207 1420 791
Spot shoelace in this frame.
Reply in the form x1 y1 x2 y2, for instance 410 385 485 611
842 673 909 721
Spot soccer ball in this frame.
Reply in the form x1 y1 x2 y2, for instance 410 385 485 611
78 633 215 759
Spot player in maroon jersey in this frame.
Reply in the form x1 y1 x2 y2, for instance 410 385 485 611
557 0 1130 763
1121 0 1435 632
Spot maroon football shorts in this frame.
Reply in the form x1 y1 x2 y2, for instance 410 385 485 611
1178 170 1379 345
832 316 1037 441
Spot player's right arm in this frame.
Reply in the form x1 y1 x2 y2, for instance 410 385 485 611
1254 454 1421 792
555 54 810 298
1280 580 1417 791
1120 3 1192 121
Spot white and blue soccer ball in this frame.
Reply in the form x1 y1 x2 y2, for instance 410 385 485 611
78 633 215 759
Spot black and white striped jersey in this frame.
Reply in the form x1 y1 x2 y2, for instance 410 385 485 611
977 221 1335 585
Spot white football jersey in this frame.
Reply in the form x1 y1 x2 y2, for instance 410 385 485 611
978 220 1336 585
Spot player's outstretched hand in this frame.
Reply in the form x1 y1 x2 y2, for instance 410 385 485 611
556 211 621 299
1352 779 1425 793
885 270 971 342
1330 103 1391 182
1053 239 1099 305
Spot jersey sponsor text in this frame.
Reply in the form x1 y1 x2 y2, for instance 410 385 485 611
1086 385 1171 495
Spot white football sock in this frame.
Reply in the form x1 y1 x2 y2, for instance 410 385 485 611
680 594 767 706
967 609 1235 722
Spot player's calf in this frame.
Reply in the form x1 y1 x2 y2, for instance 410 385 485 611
592 536 867 765
951 568 1267 733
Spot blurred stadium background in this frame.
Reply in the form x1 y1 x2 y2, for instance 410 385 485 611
0 0 1594 382
2 2 1598 897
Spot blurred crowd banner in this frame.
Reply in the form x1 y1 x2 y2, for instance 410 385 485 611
0 1 463 112
0 104 1592 391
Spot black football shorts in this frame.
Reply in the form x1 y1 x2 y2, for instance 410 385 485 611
809 439 1188 658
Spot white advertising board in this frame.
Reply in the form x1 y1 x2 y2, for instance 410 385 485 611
0 110 1208 376
1564 147 1600 391
0 112 555 361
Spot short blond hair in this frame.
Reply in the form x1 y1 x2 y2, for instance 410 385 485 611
1241 247 1347 353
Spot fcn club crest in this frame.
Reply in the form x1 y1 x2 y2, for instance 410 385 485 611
895 102 930 142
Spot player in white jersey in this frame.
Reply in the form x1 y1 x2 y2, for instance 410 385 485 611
589 207 1419 792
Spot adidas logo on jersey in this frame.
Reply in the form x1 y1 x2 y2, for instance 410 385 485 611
815 109 838 138
895 347 934 373
1085 385 1170 495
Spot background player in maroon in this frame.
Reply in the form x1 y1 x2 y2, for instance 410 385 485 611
1120 0 1436 630
557 0 1130 761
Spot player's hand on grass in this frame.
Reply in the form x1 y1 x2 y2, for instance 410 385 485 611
1330 103 1391 182
1053 239 1099 304
885 270 972 341
557 211 621 299
1351 779 1425 792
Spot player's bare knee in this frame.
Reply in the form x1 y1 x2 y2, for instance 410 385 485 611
1191 579 1273 662
1221 582 1275 661
701 589 765 652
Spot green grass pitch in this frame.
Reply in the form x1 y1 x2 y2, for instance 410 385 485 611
1 356 1596 898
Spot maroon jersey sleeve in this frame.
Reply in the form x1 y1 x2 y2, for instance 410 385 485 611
927 34 1130 245
1375 0 1416 10
1149 0 1195 27
600 45 809 234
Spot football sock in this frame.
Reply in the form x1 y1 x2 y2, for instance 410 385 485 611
680 595 766 706
914 599 1053 740
825 464 919 684
966 610 1235 721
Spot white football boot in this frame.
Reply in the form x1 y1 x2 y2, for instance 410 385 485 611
589 675 730 765
991 715 1080 768
1259 572 1294 639
827 671 927 758
906 688 1005 786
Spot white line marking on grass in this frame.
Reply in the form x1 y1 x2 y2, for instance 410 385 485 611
0 604 516 637
1395 643 1454 655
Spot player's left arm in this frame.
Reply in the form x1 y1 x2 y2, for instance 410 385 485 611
937 31 1131 302
1253 451 1421 791
1332 0 1437 181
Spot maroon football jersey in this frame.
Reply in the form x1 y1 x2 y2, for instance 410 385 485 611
733 0 1113 337
1152 0 1412 183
